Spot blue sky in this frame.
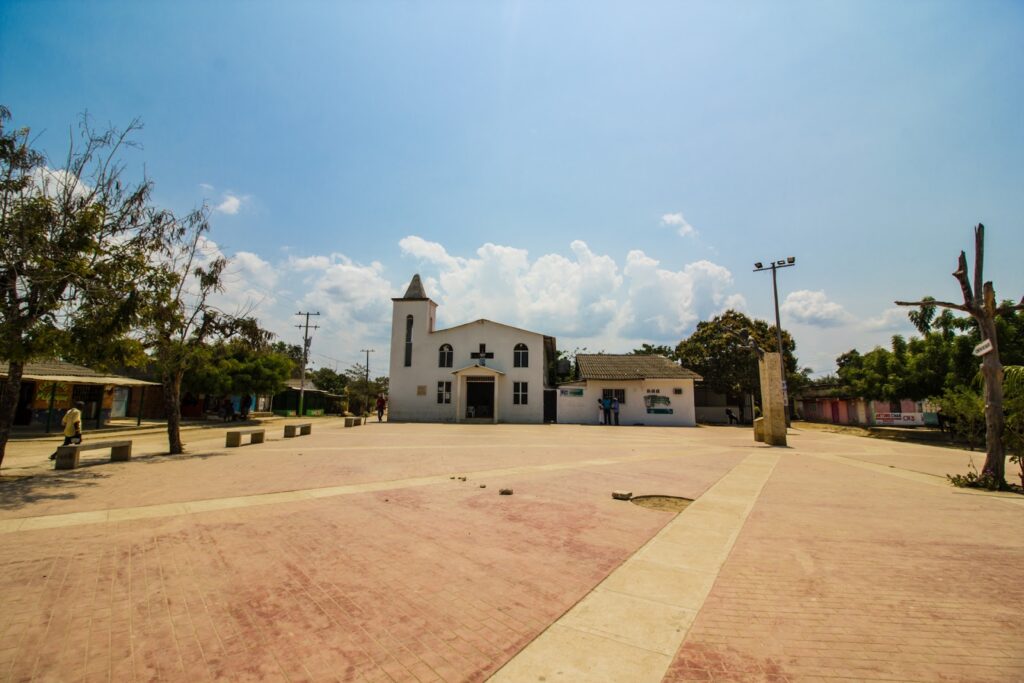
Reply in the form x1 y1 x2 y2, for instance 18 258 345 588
3 1 1022 377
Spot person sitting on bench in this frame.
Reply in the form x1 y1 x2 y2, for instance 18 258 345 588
50 401 84 460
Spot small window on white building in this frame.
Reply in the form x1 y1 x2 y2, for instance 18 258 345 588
602 388 625 404
439 344 453 368
437 381 451 404
513 381 528 405
673 387 683 395
514 343 528 368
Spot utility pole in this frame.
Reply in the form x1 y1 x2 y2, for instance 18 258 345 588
753 257 796 426
295 311 320 416
360 348 375 416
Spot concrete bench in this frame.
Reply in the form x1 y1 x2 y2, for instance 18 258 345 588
54 440 132 470
343 416 363 428
284 423 312 438
226 428 265 448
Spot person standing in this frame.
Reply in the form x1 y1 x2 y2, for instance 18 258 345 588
240 394 252 420
601 396 612 426
375 394 387 422
49 401 84 460
611 396 620 425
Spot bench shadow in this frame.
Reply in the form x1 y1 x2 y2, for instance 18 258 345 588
0 469 110 511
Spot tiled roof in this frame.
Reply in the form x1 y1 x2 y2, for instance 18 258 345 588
0 359 159 386
575 354 702 381
19 359 104 377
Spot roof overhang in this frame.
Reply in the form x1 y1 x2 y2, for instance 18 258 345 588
451 364 505 377
8 373 160 386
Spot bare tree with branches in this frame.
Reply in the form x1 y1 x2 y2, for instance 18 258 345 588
896 224 1024 485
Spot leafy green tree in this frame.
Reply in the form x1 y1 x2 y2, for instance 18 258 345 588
0 107 171 467
675 310 801 419
184 337 293 397
271 341 305 378
309 367 348 396
630 343 677 359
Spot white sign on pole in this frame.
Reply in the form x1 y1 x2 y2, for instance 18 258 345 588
973 339 994 357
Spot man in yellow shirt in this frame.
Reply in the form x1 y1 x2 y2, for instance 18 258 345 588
49 401 84 460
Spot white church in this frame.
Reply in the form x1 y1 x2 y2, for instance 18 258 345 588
387 274 701 426
387 275 557 423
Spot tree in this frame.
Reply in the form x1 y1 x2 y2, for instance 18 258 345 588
271 341 305 378
184 336 293 398
896 224 1024 486
675 310 801 420
630 343 677 359
309 367 348 396
0 107 170 468
140 207 231 454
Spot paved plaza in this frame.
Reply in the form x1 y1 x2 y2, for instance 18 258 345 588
0 420 1021 682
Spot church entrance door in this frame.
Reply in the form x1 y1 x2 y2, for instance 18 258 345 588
465 377 495 419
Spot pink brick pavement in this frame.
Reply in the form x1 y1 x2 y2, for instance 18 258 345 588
663 451 1024 683
0 424 740 682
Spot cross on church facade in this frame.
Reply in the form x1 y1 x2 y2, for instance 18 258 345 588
470 343 494 366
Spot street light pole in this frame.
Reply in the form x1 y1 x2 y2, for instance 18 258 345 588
753 257 796 425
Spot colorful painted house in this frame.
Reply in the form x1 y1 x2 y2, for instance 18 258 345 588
1 359 159 430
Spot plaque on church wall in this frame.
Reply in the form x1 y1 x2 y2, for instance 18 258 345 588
416 385 427 396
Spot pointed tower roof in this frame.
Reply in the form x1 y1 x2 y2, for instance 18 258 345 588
395 273 431 301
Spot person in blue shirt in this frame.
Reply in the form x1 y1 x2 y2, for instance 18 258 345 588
601 396 612 425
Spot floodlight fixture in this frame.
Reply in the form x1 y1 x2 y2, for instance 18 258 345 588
754 262 763 269
787 256 796 264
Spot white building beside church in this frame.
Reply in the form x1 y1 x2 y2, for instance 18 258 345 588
557 354 702 426
388 275 557 423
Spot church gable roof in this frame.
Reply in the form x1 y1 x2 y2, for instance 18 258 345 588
576 354 703 381
436 318 547 338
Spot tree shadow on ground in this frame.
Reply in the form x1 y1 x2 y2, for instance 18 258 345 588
0 469 109 510
133 449 233 464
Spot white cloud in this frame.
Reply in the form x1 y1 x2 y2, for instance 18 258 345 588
199 183 215 193
863 307 914 333
399 236 741 349
215 193 242 215
781 290 853 328
660 212 697 237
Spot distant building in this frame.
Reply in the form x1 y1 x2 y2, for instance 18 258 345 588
796 386 937 426
388 275 556 423
272 379 343 416
557 354 702 427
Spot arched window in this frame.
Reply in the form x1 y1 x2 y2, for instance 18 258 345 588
404 315 413 367
514 343 528 368
439 344 453 368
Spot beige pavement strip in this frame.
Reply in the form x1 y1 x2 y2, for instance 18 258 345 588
806 451 1024 506
0 452 695 534
489 450 779 683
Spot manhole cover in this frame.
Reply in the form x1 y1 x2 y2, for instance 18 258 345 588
630 495 693 513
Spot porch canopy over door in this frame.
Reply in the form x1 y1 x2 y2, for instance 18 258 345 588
451 364 505 424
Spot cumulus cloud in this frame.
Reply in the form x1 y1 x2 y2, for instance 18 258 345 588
781 290 853 328
215 193 243 215
399 236 741 347
863 307 914 333
660 212 697 237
